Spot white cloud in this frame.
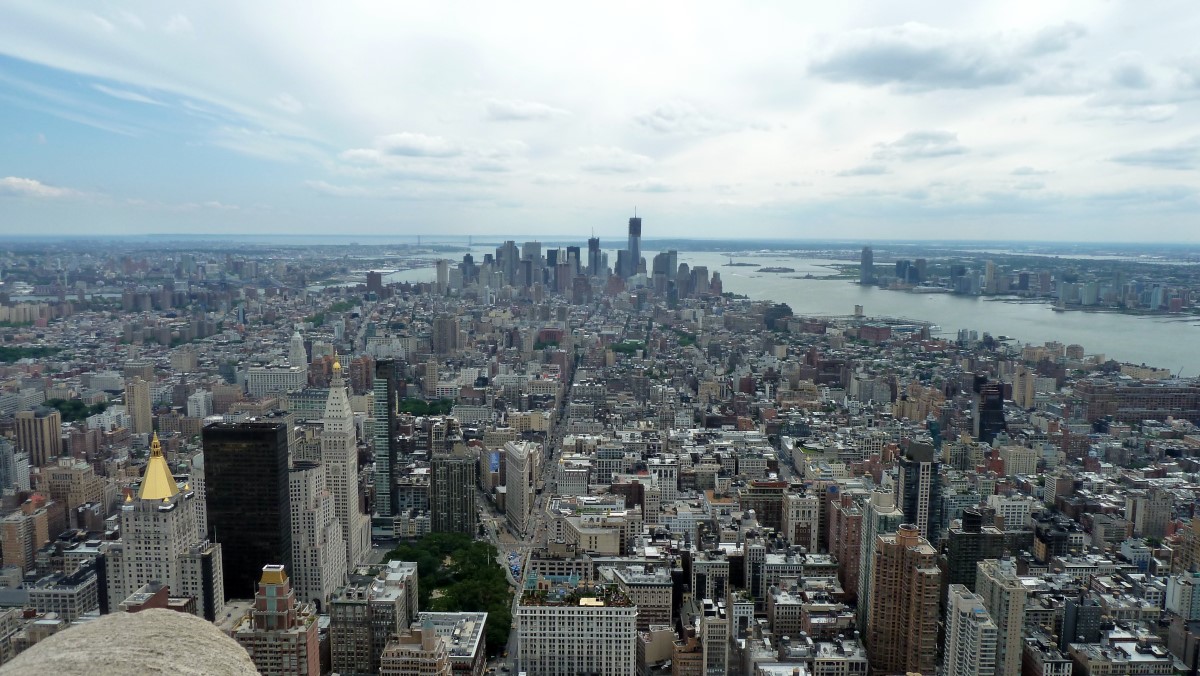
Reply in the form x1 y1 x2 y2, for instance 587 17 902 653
164 14 193 34
1 3 1199 240
1111 138 1200 171
622 178 680 193
1011 166 1050 176
90 14 115 33
837 164 890 177
0 176 80 198
485 98 568 121
577 146 651 174
873 131 967 161
809 23 1023 90
92 84 164 106
209 126 321 162
115 10 145 31
375 132 460 157
634 102 732 135
270 93 304 115
530 173 578 186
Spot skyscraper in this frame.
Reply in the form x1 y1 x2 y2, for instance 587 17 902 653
109 433 225 621
973 375 1008 444
366 270 384 295
860 246 874 285
898 439 943 546
565 245 581 275
435 259 449 296
497 240 519 286
505 441 534 537
289 330 308 368
125 377 153 436
0 439 30 492
373 358 400 518
203 419 292 599
626 215 642 278
945 584 998 676
857 490 905 629
429 449 477 535
975 558 1027 676
984 260 998 294
866 524 941 676
323 356 371 572
521 241 542 282
14 407 62 467
432 315 457 355
289 460 347 612
829 492 865 604
942 506 1032 590
587 237 602 276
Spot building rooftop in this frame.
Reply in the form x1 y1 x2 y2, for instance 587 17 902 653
417 611 487 659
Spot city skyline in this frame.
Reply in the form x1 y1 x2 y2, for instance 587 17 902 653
1 2 1199 241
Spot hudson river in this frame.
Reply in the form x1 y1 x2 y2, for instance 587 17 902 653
385 250 1200 377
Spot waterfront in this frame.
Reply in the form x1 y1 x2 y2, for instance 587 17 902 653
385 249 1200 377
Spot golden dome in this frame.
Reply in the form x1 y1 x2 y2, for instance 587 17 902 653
138 432 179 501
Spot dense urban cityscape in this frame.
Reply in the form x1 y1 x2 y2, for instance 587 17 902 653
3 1 1200 673
0 216 1197 676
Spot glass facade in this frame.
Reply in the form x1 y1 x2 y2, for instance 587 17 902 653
203 420 292 599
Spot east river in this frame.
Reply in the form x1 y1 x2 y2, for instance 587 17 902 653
383 249 1200 377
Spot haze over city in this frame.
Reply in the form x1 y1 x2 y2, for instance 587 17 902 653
6 5 1200 676
2 1 1200 241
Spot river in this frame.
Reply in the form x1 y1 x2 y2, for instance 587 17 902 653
383 248 1200 376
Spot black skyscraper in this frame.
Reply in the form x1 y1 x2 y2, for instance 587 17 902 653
203 420 291 599
626 216 642 278
898 439 943 546
587 237 601 276
430 452 477 535
973 374 1008 443
373 358 401 516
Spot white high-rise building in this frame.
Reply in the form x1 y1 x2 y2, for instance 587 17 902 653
187 390 213 419
516 582 637 676
945 584 998 676
108 434 224 621
646 457 678 504
976 559 1027 676
289 330 308 368
323 356 371 572
290 460 348 611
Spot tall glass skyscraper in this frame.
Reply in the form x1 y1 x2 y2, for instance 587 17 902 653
203 419 292 599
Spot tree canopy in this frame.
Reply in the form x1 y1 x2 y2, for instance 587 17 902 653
45 398 108 422
0 346 60 363
397 398 454 416
386 533 513 655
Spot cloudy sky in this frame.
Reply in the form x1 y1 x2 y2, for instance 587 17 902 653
1 1 1198 242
